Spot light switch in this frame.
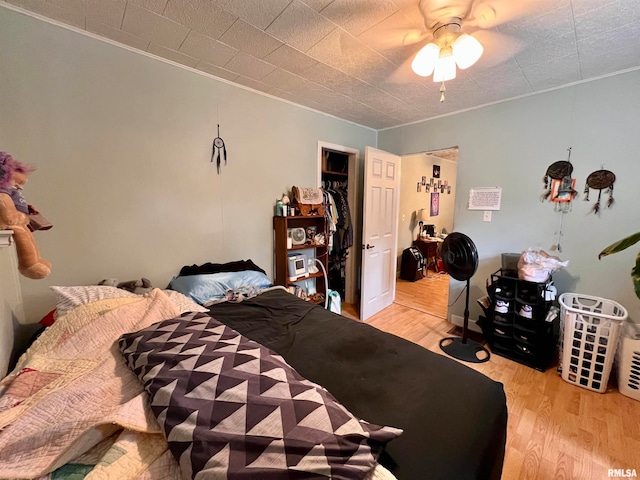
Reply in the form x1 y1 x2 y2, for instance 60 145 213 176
483 211 492 222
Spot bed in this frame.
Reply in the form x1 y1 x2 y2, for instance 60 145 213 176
0 262 507 480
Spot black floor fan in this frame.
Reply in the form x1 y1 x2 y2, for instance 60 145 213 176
438 232 491 363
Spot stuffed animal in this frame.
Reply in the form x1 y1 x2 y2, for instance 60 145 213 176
117 278 153 295
97 277 154 295
0 152 51 279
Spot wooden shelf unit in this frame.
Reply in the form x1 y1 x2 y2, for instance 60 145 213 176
273 215 329 297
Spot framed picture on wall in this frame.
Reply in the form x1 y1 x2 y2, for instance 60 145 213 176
430 192 440 216
421 175 427 185
417 182 422 192
433 165 441 178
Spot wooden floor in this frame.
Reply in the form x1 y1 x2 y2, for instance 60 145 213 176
393 268 450 319
342 289 640 480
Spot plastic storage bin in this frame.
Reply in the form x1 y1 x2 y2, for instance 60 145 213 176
559 293 628 393
616 325 640 401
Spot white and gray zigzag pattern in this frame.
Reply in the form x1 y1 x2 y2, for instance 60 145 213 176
119 312 402 480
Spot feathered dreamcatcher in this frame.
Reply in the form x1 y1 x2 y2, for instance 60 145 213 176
542 159 572 200
584 168 616 215
211 124 227 174
541 148 577 211
542 148 578 252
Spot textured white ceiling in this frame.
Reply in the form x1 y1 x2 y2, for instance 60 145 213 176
4 0 640 129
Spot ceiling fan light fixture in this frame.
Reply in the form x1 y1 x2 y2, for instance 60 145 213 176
411 42 440 77
410 17 481 101
433 48 456 82
452 33 483 69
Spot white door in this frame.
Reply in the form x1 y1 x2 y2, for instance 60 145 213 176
360 147 401 321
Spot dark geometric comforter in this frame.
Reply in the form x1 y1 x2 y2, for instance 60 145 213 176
119 311 403 480
206 289 508 480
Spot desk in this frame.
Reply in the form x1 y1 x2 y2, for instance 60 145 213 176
412 239 441 273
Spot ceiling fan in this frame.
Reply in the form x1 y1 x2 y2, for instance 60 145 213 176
411 0 498 100
378 0 526 99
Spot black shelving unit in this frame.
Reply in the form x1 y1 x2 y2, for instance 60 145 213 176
484 269 558 371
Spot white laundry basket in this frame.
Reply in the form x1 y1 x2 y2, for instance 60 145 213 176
616 322 640 401
559 293 628 393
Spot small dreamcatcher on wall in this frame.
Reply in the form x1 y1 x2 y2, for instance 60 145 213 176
583 168 616 215
211 124 227 174
541 147 577 212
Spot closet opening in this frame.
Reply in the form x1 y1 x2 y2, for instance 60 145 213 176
317 142 359 311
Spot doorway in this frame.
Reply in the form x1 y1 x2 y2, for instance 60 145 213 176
394 147 459 318
317 141 359 307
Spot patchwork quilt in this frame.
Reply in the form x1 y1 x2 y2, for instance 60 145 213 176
0 290 181 479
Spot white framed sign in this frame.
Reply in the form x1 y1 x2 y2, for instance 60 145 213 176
468 187 502 211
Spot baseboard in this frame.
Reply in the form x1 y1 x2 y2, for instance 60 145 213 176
451 314 482 334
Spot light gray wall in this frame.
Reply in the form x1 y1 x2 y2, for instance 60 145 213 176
0 7 376 323
380 70 640 327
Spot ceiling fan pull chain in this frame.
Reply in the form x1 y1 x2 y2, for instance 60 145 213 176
439 81 446 103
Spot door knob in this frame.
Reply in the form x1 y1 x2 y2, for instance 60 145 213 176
365 244 375 250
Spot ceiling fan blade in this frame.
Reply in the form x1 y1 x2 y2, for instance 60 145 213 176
465 0 546 29
467 29 524 68
418 0 474 29
385 41 440 83
360 27 429 53
402 29 432 46
356 6 433 63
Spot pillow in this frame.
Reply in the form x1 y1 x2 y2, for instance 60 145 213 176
167 270 272 305
51 286 208 317
119 312 402 480
50 285 138 316
178 259 266 276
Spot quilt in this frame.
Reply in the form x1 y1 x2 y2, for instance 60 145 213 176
0 290 398 480
0 290 180 479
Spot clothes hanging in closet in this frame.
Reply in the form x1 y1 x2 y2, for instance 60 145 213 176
323 184 352 299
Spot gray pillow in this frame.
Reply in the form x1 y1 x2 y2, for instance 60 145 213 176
50 286 207 317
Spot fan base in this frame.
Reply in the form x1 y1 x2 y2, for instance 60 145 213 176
439 337 490 363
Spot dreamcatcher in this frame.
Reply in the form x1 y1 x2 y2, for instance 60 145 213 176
541 148 577 212
542 148 578 252
584 168 616 215
211 124 227 174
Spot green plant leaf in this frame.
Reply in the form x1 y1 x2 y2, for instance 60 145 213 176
598 232 640 259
